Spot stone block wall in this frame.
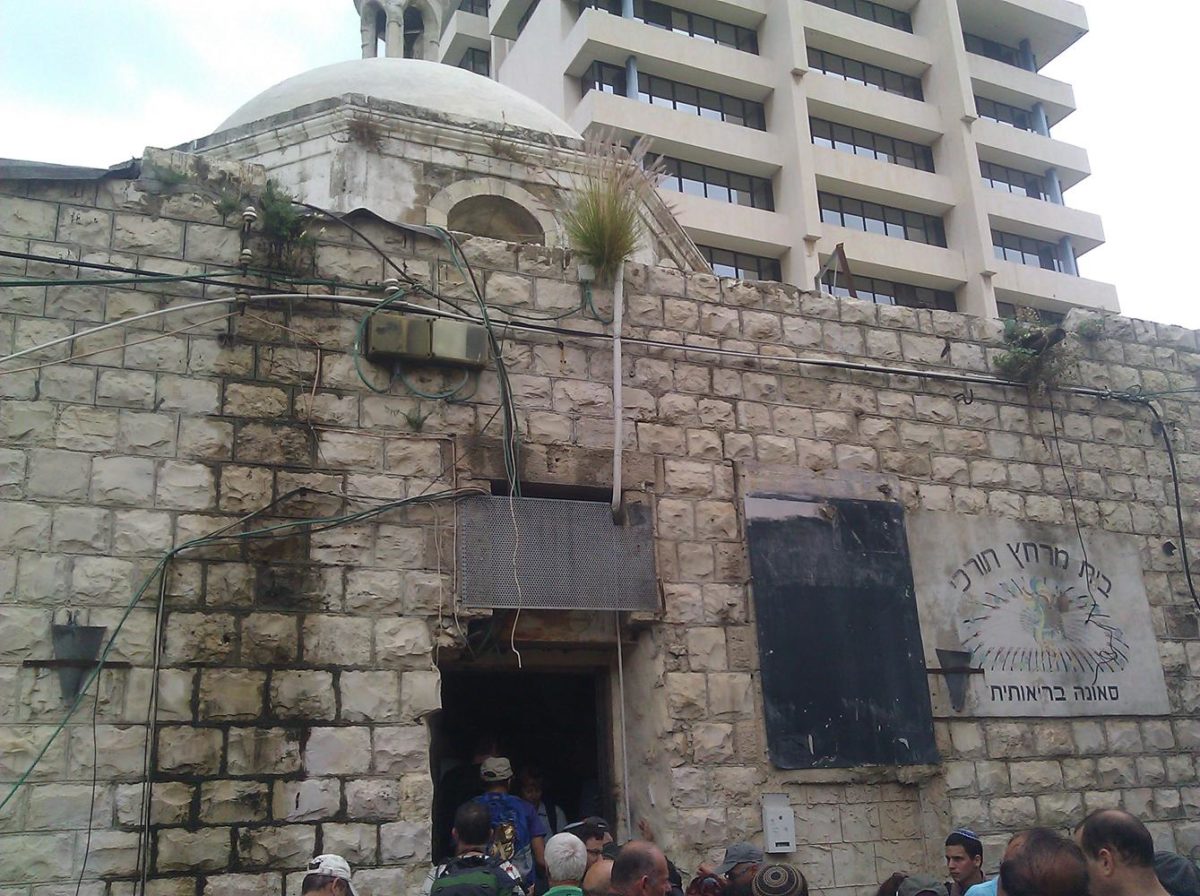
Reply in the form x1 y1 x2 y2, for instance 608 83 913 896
1 157 1198 896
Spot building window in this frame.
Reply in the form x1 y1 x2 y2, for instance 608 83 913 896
822 272 956 311
992 230 1065 273
584 63 767 129
580 0 759 52
808 0 912 32
583 60 627 95
807 48 923 100
658 157 774 210
699 246 782 281
963 32 1022 67
819 193 947 247
975 95 1034 131
517 0 540 33
457 47 490 75
810 118 934 172
458 0 489 14
979 160 1045 200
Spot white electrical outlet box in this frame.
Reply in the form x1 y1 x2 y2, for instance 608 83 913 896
762 793 796 853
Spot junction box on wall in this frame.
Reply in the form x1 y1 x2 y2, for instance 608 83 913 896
364 311 490 368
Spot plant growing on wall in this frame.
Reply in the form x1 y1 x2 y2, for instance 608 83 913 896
257 180 317 275
993 307 1075 391
561 136 659 283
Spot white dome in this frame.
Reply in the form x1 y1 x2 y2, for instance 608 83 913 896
217 57 580 138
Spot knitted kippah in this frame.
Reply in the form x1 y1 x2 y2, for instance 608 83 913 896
752 865 807 896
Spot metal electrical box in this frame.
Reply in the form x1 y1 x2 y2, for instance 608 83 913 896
364 311 489 368
762 793 796 853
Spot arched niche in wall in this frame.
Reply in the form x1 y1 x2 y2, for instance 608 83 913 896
428 178 558 246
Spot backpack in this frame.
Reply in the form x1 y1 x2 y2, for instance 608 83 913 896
477 794 534 879
431 855 522 896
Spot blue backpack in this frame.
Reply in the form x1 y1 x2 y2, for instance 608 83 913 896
477 793 533 880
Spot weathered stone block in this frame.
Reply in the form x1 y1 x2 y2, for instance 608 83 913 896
666 673 706 721
270 670 335 719
199 779 270 823
400 670 440 720
227 727 302 776
373 725 428 775
198 669 264 720
157 726 222 775
341 671 400 722
91 456 155 505
156 828 229 873
237 824 316 868
345 778 400 819
272 778 341 822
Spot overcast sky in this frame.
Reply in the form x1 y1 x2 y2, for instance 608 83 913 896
1 1 1194 328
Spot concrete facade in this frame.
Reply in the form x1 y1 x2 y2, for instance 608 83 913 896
1 149 1197 896
409 0 1117 319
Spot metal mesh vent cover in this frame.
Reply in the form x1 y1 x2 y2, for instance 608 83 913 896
457 495 658 610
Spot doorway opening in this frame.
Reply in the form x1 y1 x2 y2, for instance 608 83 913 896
430 664 613 863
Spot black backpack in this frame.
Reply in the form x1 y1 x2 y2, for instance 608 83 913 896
431 855 522 896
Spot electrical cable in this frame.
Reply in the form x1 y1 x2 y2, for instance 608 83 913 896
1143 400 1200 614
74 678 101 896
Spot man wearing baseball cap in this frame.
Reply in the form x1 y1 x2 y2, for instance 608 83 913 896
303 855 359 896
716 843 764 896
473 756 548 889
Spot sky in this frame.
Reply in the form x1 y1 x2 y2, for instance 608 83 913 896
0 1 1195 328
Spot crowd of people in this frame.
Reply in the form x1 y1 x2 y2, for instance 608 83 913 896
295 763 1200 896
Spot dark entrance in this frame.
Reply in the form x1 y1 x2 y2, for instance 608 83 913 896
430 666 611 862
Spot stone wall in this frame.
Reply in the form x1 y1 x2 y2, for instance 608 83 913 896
1 158 1198 896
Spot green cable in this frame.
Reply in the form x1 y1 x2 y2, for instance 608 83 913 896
0 487 480 814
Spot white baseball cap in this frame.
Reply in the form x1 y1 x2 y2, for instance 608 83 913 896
306 854 360 896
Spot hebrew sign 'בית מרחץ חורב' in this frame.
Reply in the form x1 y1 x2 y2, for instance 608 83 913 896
906 511 1170 717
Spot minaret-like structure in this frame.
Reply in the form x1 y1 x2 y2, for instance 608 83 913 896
354 0 445 61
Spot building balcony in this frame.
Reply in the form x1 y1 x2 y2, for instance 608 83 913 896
564 8 774 100
967 54 1076 126
803 73 943 145
956 0 1088 67
570 89 785 176
991 260 1118 313
972 119 1090 189
438 8 490 66
811 145 955 217
661 189 791 257
983 189 1104 254
801 1 933 77
489 0 537 40
819 224 968 286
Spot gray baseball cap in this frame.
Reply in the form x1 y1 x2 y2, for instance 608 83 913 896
717 843 765 876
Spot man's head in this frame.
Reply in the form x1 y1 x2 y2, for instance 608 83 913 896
480 756 514 791
1076 809 1158 896
584 858 616 896
517 765 546 808
452 801 493 852
301 855 358 896
547 832 589 885
717 843 764 896
566 817 615 868
612 841 672 896
751 864 808 896
999 827 1088 896
946 829 985 886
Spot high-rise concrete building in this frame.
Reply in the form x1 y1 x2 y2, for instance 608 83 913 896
354 0 1116 319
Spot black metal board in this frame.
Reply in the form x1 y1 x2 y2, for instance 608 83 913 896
745 495 938 769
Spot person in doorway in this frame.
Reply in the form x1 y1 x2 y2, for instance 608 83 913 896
997 827 1087 896
946 830 987 896
302 854 360 896
611 841 673 896
564 817 615 870
544 833 589 896
437 733 500 861
423 801 526 896
474 756 549 889
519 764 569 837
716 843 764 896
1076 810 1174 896
584 858 615 896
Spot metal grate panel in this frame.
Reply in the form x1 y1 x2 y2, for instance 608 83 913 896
458 495 658 610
